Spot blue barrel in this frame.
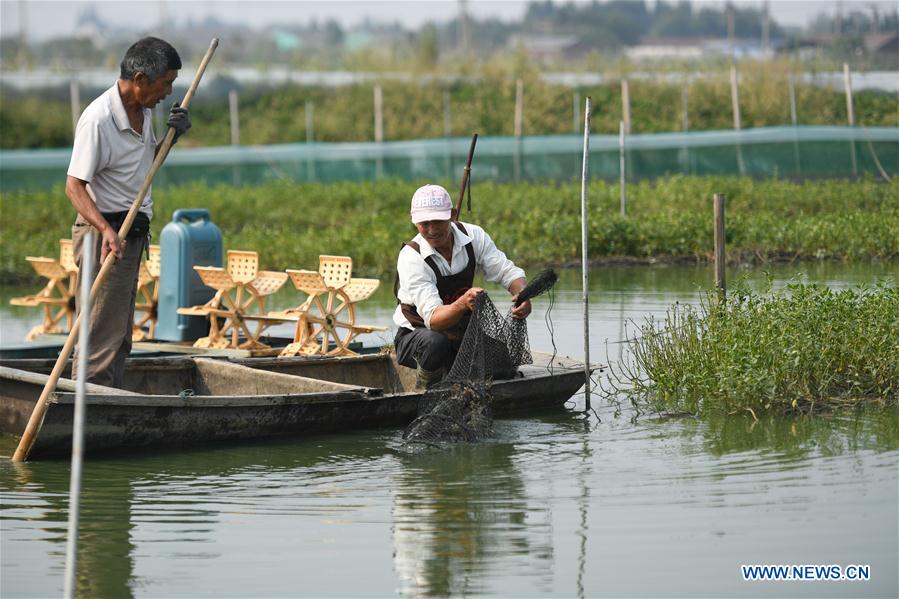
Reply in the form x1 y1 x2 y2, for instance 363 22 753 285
156 209 223 341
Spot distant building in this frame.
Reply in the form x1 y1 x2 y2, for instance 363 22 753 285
627 37 779 61
506 34 593 62
863 32 899 59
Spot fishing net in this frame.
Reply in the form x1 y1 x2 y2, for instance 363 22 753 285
402 269 557 447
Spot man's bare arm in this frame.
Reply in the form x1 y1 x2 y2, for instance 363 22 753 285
65 175 122 261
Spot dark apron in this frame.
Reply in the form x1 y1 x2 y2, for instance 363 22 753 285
396 222 476 341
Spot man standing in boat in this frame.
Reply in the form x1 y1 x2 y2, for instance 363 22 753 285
66 37 191 386
394 184 532 388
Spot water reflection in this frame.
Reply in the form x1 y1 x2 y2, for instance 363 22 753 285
1 459 135 599
391 441 553 597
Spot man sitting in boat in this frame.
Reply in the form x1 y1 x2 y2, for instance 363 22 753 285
394 184 532 388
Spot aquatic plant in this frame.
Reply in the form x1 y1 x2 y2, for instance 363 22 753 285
603 281 899 416
0 176 896 283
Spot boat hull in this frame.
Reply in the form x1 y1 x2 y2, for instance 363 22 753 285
0 352 593 458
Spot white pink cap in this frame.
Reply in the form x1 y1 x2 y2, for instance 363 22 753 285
410 184 452 224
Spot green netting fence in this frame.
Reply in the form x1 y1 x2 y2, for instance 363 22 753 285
0 126 895 192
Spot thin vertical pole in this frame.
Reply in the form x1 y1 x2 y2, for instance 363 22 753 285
731 66 746 176
713 193 726 302
573 90 580 133
730 65 741 131
514 78 524 138
69 80 80 136
788 73 798 125
374 85 384 178
63 230 93 599
619 120 626 217
621 78 631 134
305 100 315 181
373 84 384 142
443 89 451 138
843 62 858 178
580 97 592 413
843 63 855 126
442 91 451 179
789 73 801 176
228 89 240 146
680 82 690 174
305 100 314 143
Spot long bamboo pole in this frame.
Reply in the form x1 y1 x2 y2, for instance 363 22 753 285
12 38 219 462
62 230 93 599
580 97 592 413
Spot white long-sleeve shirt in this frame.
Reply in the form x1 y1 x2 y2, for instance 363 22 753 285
394 221 525 330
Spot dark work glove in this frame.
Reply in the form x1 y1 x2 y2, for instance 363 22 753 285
167 102 191 143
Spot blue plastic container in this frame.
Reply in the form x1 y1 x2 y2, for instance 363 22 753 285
156 209 223 342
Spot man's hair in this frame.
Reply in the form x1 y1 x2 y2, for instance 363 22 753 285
120 37 181 81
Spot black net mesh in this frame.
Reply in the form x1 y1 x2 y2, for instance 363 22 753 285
402 270 557 448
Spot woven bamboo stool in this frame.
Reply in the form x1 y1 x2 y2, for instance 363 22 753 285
178 250 289 349
276 255 385 357
10 239 78 340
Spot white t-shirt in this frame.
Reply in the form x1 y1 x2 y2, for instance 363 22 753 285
67 82 156 219
394 221 526 330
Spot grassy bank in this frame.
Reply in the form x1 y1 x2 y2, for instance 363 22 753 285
2 66 898 149
1 176 896 284
604 282 898 416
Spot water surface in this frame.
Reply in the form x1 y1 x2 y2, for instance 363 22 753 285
1 262 897 597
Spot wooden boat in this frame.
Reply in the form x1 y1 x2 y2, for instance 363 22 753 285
0 351 594 458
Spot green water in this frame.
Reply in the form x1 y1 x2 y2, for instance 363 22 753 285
1 262 897 597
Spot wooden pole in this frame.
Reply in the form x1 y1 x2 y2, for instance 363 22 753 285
843 62 858 178
843 63 855 126
12 38 219 463
69 80 81 136
305 100 315 181
62 229 93 599
373 84 383 143
573 90 580 133
788 73 798 126
789 73 801 176
514 78 524 138
621 78 631 135
713 193 726 302
228 89 240 146
454 133 478 219
619 120 626 217
580 97 592 413
305 100 314 143
731 66 746 176
730 65 741 131
443 90 451 138
680 82 690 173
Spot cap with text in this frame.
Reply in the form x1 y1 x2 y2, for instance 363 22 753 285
410 184 452 224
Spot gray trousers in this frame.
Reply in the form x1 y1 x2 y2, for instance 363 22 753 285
71 215 143 388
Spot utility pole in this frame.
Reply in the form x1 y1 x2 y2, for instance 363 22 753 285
458 0 471 55
17 0 29 69
727 3 735 58
836 1 844 35
762 0 770 57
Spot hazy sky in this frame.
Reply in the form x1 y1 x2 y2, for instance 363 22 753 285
2 1 894 41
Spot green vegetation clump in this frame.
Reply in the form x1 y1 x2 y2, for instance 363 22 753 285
0 176 896 284
605 282 899 416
